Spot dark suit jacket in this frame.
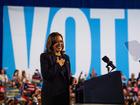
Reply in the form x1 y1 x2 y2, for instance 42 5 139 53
40 52 72 97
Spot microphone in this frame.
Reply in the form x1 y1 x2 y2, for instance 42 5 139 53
102 56 116 73
102 56 110 64
107 61 116 71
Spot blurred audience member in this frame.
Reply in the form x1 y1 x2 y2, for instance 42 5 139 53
21 70 27 83
0 69 8 86
121 72 127 87
129 73 137 87
12 69 21 88
90 68 97 78
137 72 140 81
32 69 42 86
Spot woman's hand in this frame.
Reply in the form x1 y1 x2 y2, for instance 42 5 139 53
56 57 65 67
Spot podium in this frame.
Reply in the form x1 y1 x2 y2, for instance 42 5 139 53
76 71 124 105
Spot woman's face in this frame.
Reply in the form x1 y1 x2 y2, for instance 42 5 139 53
52 35 63 52
1 69 5 74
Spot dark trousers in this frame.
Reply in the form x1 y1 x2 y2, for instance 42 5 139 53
41 91 70 105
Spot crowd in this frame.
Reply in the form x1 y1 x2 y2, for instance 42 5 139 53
122 73 140 105
0 68 140 105
0 69 42 105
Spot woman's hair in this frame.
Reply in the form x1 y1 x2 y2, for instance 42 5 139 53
22 70 26 77
13 69 19 76
45 32 64 54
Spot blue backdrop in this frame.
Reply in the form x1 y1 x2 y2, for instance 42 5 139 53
1 1 140 79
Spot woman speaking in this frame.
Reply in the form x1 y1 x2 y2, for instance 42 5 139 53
40 32 76 105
